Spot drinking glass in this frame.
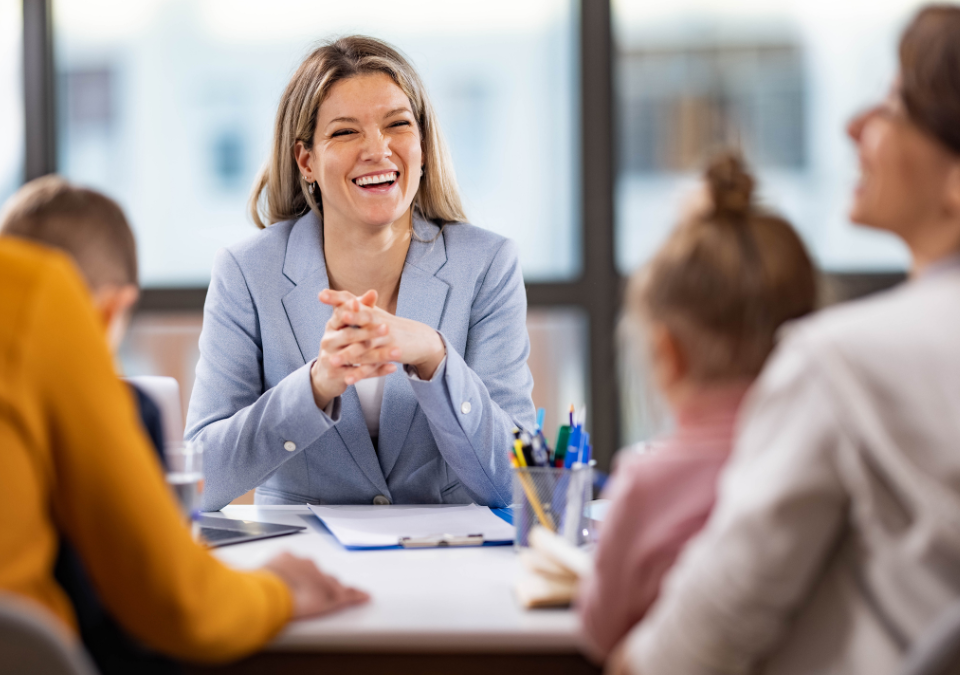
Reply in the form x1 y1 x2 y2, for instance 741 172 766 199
165 441 203 539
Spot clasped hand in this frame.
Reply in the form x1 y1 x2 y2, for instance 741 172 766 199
309 288 446 409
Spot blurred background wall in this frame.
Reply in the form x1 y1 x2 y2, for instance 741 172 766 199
3 0 939 476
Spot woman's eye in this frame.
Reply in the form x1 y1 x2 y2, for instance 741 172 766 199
390 121 411 128
331 129 355 137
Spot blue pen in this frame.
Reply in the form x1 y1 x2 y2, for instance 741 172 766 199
536 408 545 432
564 425 581 468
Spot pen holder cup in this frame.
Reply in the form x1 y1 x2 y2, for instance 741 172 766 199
512 464 593 549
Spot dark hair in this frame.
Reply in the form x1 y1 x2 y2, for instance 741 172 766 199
0 175 138 289
628 152 817 381
900 5 960 154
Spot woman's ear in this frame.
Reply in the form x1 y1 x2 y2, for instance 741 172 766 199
648 322 688 395
294 141 314 182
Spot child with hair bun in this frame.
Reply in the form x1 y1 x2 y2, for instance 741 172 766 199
577 152 817 660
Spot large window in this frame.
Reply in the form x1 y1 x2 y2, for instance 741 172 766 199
48 0 590 471
0 0 23 202
614 0 927 277
17 1 933 467
54 0 579 285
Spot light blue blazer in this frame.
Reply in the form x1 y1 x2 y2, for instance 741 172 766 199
186 211 536 510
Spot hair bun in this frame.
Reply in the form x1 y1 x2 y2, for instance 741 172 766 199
705 152 755 220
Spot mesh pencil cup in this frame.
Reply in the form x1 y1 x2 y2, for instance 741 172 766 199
513 464 593 549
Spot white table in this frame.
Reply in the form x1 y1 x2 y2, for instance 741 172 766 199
191 505 599 675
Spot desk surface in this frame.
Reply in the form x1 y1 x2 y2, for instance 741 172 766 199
209 505 584 654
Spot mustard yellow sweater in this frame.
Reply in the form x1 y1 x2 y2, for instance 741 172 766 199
0 238 292 663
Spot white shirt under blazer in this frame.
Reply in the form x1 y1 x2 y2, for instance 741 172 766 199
626 258 960 674
185 212 536 511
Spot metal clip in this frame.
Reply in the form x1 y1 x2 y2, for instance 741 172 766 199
398 533 484 548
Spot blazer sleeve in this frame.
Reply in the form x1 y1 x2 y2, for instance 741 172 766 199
622 334 850 674
26 254 292 662
185 248 340 510
406 237 536 507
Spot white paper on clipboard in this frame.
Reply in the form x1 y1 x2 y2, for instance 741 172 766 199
307 503 515 549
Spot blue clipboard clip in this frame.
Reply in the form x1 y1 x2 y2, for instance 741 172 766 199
399 533 485 548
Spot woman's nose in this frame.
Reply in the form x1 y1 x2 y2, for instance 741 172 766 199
360 131 391 161
847 108 871 143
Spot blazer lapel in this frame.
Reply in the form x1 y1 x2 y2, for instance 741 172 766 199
378 217 451 479
280 212 389 496
339 385 391 498
281 212 329 366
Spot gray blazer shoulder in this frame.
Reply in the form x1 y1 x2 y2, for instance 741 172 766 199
187 211 535 510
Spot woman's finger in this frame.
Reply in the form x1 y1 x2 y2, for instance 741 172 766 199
318 288 358 308
371 363 398 377
334 342 401 367
331 341 383 366
322 324 388 353
358 289 378 308
328 343 384 367
330 304 377 329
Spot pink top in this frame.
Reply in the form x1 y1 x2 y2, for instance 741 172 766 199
577 383 750 659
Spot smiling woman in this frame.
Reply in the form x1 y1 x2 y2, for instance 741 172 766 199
186 36 536 511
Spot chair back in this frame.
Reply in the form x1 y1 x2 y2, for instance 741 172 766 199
0 593 98 675
901 601 960 675
125 375 183 451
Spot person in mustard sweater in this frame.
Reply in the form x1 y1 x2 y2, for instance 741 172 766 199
0 198 368 663
1 175 181 672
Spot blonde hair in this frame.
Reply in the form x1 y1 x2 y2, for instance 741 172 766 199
0 175 138 289
628 152 817 381
250 35 466 229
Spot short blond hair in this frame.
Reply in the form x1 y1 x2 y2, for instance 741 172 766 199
0 175 137 289
250 35 466 229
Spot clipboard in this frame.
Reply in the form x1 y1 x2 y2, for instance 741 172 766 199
308 504 515 551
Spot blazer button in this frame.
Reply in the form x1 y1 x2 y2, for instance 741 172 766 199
283 441 297 452
372 495 391 506
460 401 472 414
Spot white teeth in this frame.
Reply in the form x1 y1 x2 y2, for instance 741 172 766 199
355 172 397 186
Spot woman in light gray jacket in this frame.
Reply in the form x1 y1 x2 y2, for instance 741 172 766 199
610 6 960 674
186 37 535 510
